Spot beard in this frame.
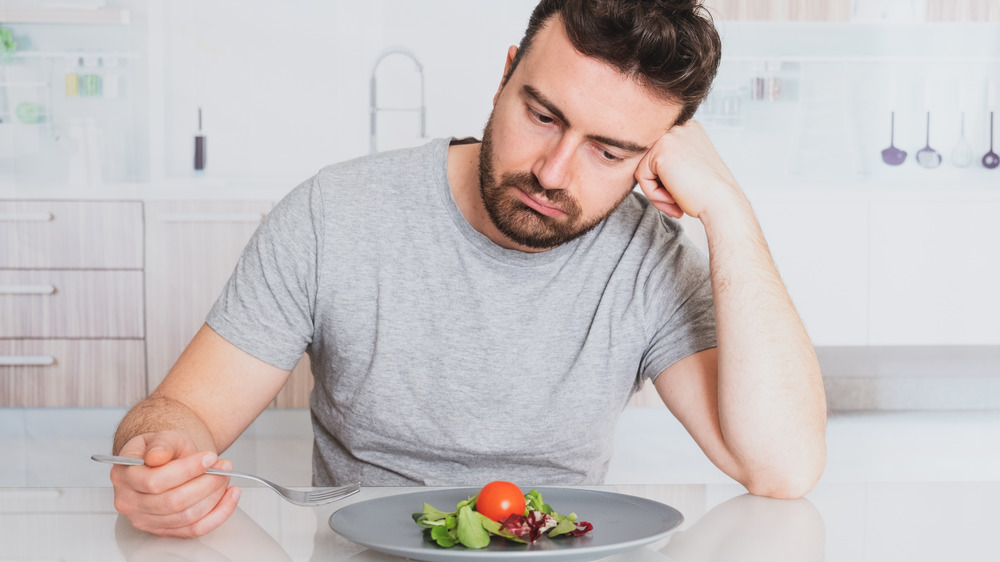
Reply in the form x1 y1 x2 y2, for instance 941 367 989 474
478 112 629 250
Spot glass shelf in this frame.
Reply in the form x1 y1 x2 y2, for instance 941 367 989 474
0 9 129 25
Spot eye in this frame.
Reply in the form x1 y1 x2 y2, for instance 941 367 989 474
598 148 622 163
529 107 555 125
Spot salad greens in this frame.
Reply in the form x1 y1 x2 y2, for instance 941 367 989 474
412 488 593 549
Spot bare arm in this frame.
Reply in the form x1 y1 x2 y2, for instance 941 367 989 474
111 323 294 537
115 323 290 454
637 121 827 498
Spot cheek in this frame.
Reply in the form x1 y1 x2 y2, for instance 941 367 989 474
489 105 545 169
580 180 636 218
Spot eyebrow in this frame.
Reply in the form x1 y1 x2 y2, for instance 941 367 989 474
522 85 650 155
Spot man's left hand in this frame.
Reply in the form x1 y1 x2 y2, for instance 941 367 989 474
634 120 744 222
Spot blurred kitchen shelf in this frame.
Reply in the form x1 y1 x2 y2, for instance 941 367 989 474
725 55 1000 63
10 51 140 60
0 80 47 87
0 8 130 25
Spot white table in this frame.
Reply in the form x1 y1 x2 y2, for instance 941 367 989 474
1 482 996 561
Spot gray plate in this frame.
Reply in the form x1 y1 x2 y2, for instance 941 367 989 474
328 487 683 561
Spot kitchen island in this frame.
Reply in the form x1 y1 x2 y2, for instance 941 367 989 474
1 482 995 561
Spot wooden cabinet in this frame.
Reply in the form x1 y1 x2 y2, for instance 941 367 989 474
144 200 270 390
0 201 142 268
925 0 1000 21
0 270 143 338
705 0 850 21
0 340 145 407
0 200 145 407
706 0 998 21
276 355 313 408
144 199 313 408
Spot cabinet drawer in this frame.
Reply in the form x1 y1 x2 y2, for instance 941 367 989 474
0 339 146 407
0 201 142 269
0 270 144 338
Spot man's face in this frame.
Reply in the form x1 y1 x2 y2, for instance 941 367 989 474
478 16 683 252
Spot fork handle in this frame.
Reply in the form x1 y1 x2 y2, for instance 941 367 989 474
92 454 144 466
91 454 261 484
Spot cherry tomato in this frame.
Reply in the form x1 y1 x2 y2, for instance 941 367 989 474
475 481 526 522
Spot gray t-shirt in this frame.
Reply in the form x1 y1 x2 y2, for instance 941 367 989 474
207 137 716 486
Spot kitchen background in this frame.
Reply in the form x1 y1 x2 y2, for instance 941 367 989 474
1 0 999 489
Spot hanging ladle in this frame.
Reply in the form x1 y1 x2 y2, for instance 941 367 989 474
984 111 999 169
951 112 974 168
881 112 907 166
916 111 941 169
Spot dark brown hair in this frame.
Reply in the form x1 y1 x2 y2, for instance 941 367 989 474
507 0 721 125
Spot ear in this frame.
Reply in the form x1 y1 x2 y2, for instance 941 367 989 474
493 45 519 107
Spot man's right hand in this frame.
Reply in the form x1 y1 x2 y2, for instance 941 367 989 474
110 430 241 538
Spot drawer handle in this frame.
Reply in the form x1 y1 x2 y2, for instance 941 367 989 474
0 355 56 366
0 284 56 295
157 213 265 223
0 212 54 222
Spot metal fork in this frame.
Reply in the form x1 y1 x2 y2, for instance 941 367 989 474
92 454 360 507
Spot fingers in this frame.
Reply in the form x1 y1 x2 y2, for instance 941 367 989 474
111 432 240 537
123 480 242 538
117 430 199 467
114 450 219 495
144 431 202 467
635 156 684 219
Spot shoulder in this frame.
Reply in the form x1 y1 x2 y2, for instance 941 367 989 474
601 192 710 286
311 138 449 195
604 191 687 248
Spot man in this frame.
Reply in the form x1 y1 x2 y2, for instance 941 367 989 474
110 0 827 538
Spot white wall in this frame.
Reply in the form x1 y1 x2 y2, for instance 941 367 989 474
160 0 538 180
156 5 1000 190
4 2 998 189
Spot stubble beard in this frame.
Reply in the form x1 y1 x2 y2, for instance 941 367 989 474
477 113 622 250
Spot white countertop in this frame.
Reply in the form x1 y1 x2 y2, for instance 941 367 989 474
0 482 995 561
3 176 999 203
0 177 307 201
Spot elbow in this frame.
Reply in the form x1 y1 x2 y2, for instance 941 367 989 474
742 452 826 500
744 474 819 500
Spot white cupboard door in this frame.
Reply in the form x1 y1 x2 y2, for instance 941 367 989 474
752 198 869 346
144 200 269 391
869 200 1000 345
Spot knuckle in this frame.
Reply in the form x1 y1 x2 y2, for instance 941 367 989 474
112 495 129 515
185 520 212 538
161 491 195 515
126 514 152 534
145 473 174 495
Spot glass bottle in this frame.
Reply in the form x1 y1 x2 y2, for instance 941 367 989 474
64 58 79 97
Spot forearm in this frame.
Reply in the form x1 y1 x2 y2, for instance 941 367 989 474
702 199 827 497
113 394 220 455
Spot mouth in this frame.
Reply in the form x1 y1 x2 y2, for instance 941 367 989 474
515 188 567 218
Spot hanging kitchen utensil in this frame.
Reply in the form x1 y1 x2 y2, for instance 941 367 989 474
915 112 941 168
881 111 907 166
984 112 999 169
951 112 974 168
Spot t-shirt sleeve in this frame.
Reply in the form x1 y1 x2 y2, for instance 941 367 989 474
205 178 322 370
639 217 717 382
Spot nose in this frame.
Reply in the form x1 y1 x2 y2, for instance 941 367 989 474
531 136 574 191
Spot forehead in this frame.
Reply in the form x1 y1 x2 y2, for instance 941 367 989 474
513 17 682 138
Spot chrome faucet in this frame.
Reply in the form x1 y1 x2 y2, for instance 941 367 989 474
370 47 426 154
